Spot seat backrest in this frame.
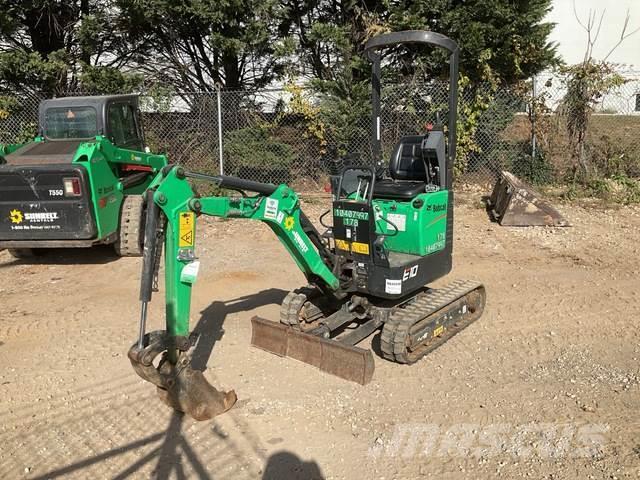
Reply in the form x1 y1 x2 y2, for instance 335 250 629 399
388 135 426 181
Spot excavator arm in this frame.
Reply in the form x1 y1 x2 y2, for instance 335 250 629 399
128 165 340 420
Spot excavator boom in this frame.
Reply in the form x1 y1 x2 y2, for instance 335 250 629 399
128 166 341 420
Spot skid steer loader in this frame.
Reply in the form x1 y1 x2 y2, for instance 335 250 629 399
0 95 168 258
128 31 486 421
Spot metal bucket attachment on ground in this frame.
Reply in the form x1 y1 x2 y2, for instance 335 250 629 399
128 331 237 421
250 316 375 385
488 171 569 227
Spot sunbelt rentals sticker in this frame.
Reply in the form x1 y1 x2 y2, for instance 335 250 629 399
8 209 61 231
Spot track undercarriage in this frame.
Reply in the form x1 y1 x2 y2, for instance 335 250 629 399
251 280 486 384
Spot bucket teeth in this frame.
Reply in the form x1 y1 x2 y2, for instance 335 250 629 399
156 358 237 421
128 331 236 421
250 316 375 385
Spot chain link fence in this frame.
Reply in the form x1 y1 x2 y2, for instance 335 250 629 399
1 74 639 190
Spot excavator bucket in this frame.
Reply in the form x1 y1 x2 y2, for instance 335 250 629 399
488 171 569 227
128 331 237 421
250 316 375 385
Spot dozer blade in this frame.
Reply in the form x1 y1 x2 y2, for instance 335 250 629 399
128 331 237 421
250 316 375 385
489 171 569 227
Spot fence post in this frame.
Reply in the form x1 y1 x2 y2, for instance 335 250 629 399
531 74 537 160
216 83 224 175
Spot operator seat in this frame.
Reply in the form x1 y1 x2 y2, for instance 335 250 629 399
373 135 428 200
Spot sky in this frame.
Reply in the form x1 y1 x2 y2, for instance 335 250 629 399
547 0 640 68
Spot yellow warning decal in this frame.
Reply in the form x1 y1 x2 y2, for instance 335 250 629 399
335 239 350 251
433 325 444 337
178 211 195 247
351 242 369 255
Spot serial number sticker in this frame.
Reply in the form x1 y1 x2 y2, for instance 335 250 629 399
178 211 195 247
386 213 406 232
264 198 279 220
351 241 369 255
385 279 402 295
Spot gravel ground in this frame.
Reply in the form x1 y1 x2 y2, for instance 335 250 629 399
0 192 639 479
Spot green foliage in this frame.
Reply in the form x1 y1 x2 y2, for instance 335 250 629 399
79 64 143 95
0 95 19 120
0 95 37 142
312 76 371 160
560 61 626 179
117 0 290 90
388 0 559 85
286 2 386 83
511 147 554 185
455 76 492 175
280 83 327 153
224 127 295 174
563 175 640 205
0 1 144 95
140 84 175 114
13 122 38 144
0 49 68 95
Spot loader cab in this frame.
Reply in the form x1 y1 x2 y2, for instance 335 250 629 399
40 94 145 151
0 94 156 253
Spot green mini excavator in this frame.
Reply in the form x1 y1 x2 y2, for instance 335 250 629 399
128 31 486 421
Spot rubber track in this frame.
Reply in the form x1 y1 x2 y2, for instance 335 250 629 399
279 287 322 328
380 279 484 364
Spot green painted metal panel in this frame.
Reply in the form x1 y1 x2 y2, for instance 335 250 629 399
373 190 449 256
151 167 341 340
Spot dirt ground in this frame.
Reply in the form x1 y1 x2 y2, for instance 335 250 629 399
0 192 639 480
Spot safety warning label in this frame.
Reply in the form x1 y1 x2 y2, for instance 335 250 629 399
179 211 195 247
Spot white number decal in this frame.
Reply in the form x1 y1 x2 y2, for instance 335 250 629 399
402 265 419 281
49 189 64 196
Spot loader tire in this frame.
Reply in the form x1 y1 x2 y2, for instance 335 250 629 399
115 195 145 257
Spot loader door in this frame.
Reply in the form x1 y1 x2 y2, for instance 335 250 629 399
106 101 144 151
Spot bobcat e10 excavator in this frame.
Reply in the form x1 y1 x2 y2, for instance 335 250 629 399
128 31 486 421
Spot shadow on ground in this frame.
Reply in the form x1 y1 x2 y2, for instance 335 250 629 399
0 245 120 268
18 288 297 479
262 451 324 480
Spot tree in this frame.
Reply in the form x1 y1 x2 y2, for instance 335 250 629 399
0 0 142 95
117 0 292 92
560 4 638 180
388 0 559 85
281 0 387 82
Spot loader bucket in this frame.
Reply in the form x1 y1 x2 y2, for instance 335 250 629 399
250 316 375 385
128 331 237 421
488 171 569 227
